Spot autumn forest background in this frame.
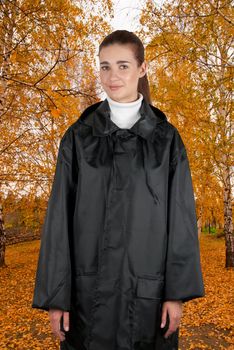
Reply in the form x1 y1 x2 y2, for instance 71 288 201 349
0 0 233 349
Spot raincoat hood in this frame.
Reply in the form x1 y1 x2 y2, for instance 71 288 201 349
78 97 167 139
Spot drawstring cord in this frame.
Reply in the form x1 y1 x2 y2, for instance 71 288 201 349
108 133 159 205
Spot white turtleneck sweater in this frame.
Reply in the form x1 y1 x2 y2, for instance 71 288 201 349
106 92 143 129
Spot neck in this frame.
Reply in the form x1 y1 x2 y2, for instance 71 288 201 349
106 92 144 129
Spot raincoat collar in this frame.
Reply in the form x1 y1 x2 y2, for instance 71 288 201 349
78 96 167 142
77 97 168 206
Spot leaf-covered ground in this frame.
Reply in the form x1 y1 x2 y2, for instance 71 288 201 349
0 234 233 349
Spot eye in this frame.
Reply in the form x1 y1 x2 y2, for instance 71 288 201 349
100 65 128 71
100 66 109 70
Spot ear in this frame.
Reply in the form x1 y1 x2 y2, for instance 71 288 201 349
139 61 148 78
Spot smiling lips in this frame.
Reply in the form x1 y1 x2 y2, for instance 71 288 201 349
109 86 123 91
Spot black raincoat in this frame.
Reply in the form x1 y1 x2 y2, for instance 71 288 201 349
32 97 205 350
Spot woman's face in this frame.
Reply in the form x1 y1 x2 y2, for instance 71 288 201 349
98 43 147 103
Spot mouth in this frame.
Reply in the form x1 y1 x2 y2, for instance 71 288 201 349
109 86 123 91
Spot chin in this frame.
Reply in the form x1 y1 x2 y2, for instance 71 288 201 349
108 91 124 99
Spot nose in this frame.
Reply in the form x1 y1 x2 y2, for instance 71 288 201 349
108 69 119 81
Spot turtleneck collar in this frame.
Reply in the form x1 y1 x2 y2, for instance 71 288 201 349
106 92 144 129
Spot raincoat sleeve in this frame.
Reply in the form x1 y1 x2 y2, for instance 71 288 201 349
163 128 205 303
32 128 78 312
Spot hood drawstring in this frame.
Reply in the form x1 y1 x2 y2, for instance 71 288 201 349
108 133 160 205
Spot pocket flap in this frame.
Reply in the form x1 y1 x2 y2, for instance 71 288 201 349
136 277 164 299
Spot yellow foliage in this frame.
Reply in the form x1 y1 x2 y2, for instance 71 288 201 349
50 108 61 118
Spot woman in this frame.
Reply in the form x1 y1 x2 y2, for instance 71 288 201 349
32 30 205 350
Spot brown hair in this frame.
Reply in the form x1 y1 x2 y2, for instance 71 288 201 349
98 30 152 104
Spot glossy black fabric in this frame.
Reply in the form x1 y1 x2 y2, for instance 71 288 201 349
32 97 205 350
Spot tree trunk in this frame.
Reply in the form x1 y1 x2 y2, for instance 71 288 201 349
0 2 15 268
224 164 234 268
0 203 7 268
197 209 202 239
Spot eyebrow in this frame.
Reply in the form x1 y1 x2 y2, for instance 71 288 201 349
100 60 131 65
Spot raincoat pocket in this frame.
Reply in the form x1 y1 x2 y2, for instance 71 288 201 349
130 277 164 345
